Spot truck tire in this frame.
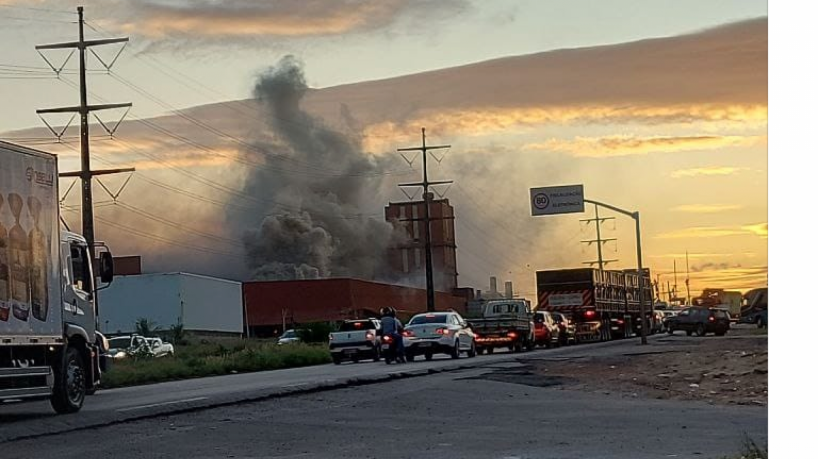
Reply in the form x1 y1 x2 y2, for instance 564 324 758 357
332 354 342 365
50 346 86 414
486 347 494 355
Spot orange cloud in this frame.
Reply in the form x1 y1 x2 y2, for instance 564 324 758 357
522 134 763 158
672 204 744 213
671 166 748 178
655 224 768 239
742 222 768 238
110 0 468 41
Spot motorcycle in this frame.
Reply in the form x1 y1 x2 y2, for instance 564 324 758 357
381 334 405 364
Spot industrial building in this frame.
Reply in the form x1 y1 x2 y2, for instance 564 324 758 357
244 278 469 337
384 193 458 292
98 272 244 336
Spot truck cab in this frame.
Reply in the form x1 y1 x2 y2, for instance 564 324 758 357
0 231 113 413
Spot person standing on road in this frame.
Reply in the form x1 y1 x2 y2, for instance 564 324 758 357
381 307 406 363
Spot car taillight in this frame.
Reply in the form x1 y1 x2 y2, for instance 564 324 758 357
508 331 518 338
708 316 715 322
402 330 414 337
383 335 393 343
614 319 625 325
435 328 449 335
365 332 375 341
473 333 480 339
584 310 596 319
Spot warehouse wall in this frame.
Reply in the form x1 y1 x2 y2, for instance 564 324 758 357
180 274 243 333
99 272 244 335
98 273 182 335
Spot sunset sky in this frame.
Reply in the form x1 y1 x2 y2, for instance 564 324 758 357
0 0 768 299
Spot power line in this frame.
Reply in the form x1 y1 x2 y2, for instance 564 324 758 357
0 4 75 15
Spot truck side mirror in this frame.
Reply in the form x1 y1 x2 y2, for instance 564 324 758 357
99 251 114 284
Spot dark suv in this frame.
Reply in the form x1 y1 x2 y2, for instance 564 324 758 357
666 307 730 337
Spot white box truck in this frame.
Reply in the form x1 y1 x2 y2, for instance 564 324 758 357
1 141 114 413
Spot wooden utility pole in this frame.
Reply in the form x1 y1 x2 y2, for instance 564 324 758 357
397 128 452 312
36 6 133 253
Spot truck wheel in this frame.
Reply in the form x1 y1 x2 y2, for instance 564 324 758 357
332 354 342 365
486 347 494 355
686 330 693 336
51 346 86 414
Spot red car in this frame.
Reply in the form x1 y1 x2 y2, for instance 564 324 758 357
533 311 560 348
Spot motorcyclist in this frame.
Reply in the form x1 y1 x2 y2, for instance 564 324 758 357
380 307 406 363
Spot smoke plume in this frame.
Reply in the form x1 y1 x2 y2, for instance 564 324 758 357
236 56 397 281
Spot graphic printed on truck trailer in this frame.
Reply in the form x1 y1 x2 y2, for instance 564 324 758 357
0 146 60 335
538 290 593 311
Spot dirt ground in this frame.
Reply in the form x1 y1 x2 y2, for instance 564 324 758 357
482 325 768 406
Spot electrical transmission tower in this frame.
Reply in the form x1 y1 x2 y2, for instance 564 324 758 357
580 203 617 272
36 6 134 253
397 128 452 312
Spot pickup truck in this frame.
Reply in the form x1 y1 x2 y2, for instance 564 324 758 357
470 299 535 354
328 319 382 364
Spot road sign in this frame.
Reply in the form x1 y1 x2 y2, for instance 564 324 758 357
530 185 585 216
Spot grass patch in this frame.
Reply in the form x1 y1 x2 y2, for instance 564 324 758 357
101 340 331 389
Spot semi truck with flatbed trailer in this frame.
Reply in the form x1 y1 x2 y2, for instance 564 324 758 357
1 141 114 413
536 268 653 342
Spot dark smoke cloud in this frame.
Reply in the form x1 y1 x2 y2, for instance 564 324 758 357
235 56 399 281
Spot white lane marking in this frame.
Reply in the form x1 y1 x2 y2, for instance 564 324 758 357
116 397 208 412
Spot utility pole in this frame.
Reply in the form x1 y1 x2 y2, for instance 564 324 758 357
36 6 133 254
580 204 617 271
673 259 679 303
685 251 691 305
398 128 452 312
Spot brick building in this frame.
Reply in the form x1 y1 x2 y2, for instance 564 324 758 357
384 193 458 292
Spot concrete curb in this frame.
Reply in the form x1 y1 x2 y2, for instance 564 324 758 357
0 363 479 444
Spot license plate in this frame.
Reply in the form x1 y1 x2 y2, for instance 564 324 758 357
381 344 390 350
418 342 432 348
343 349 355 355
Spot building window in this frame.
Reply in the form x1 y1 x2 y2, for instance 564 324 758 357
402 249 409 273
414 248 421 269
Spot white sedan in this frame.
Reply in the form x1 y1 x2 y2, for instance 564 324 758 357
403 311 477 361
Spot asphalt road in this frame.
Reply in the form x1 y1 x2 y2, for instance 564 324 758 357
0 336 668 441
1 365 766 459
0 330 767 458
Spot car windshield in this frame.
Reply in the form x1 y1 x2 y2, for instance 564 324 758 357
409 314 448 325
281 331 298 339
340 321 375 331
108 337 131 349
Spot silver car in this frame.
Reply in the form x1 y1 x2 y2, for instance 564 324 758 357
403 311 477 361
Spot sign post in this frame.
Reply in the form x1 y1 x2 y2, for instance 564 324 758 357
530 184 585 216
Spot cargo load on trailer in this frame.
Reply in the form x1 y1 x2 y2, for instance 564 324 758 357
536 268 653 342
